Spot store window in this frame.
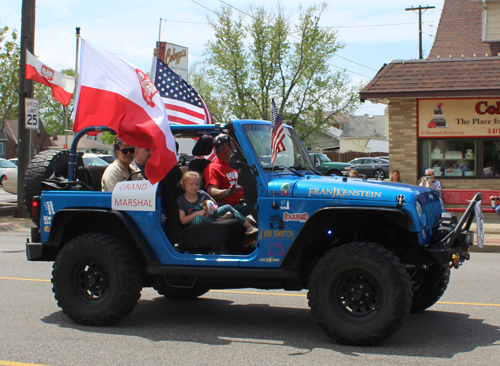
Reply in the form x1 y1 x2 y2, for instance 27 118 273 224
422 140 476 177
421 139 500 178
482 140 500 176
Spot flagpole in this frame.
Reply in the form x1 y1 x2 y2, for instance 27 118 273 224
67 27 81 148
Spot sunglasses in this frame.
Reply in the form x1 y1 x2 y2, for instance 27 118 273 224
118 147 135 154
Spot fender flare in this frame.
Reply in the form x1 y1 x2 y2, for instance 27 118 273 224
280 206 412 269
47 208 158 262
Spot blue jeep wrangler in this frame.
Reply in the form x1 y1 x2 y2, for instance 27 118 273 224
25 120 481 346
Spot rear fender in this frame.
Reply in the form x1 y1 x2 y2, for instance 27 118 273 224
47 209 158 262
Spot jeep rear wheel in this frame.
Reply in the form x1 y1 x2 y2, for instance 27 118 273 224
52 233 143 326
308 242 412 346
410 265 450 312
24 149 70 227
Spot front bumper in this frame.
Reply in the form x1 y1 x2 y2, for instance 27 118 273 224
426 192 482 268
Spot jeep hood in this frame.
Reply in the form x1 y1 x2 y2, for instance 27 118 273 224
268 175 429 203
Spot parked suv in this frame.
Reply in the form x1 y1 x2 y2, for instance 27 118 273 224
25 120 481 346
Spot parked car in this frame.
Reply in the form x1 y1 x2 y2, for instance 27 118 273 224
96 154 115 164
308 153 351 176
0 158 17 186
2 172 16 194
3 154 109 195
348 157 390 180
81 153 110 167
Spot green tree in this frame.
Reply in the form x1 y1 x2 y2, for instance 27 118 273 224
0 24 20 129
192 2 362 141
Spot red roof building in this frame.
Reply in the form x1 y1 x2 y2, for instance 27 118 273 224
360 0 500 187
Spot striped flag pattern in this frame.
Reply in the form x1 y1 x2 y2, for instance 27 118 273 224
152 57 212 125
270 99 286 164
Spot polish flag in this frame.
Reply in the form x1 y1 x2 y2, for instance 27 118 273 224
73 40 177 185
25 50 75 106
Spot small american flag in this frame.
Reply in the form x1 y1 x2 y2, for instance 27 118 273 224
152 57 212 125
270 98 286 164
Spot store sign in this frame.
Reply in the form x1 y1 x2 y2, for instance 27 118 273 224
156 41 189 81
418 98 500 138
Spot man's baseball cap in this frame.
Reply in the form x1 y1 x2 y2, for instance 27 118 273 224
214 134 230 151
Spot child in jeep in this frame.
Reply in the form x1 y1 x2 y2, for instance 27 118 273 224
177 171 258 235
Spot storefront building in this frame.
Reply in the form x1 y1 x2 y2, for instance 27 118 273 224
360 0 500 189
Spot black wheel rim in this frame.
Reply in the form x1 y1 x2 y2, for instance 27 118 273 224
330 269 382 323
72 260 110 301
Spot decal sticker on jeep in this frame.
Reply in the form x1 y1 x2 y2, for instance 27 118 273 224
308 187 381 198
283 212 308 222
281 183 290 196
269 213 285 229
262 230 294 240
268 243 285 256
259 257 281 263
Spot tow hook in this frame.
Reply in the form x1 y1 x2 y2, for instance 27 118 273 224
450 254 459 269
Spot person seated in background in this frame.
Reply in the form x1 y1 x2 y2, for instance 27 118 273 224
131 147 151 179
389 170 402 183
204 134 249 216
349 170 360 178
101 137 142 191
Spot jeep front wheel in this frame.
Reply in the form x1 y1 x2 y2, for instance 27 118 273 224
410 265 450 312
307 242 412 346
52 233 143 325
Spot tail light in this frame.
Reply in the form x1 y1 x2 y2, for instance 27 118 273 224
32 196 41 220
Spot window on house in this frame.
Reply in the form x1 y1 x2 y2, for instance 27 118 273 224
483 1 500 42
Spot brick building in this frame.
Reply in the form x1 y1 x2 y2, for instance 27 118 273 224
360 0 500 188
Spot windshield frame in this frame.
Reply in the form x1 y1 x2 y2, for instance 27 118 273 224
242 124 316 172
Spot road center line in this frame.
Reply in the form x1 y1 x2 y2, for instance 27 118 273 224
2 277 499 307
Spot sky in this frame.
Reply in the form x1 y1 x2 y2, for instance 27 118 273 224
1 0 445 116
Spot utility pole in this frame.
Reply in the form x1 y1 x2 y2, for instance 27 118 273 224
17 0 36 218
405 5 435 59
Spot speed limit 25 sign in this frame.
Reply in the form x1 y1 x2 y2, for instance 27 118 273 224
25 98 39 130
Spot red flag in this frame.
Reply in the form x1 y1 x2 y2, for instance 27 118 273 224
25 50 75 106
271 99 286 165
73 40 177 185
152 57 213 125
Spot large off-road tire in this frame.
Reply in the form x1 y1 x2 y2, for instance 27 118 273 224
153 277 209 300
308 242 413 346
23 149 70 226
52 233 143 326
410 265 450 312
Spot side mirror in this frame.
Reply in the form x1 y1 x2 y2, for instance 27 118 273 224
229 154 242 170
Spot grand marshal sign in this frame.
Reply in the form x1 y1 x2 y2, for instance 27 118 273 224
418 98 500 138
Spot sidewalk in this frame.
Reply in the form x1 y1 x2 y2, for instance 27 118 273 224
1 204 499 252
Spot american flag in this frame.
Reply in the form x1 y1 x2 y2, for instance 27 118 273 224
270 98 286 164
152 57 212 125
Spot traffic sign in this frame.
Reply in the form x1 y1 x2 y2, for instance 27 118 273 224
25 98 39 130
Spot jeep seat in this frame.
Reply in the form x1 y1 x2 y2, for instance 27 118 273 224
76 165 108 191
188 135 214 188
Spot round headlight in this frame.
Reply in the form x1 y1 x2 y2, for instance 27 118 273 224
416 201 423 217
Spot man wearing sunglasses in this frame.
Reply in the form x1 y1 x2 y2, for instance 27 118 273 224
102 137 142 191
419 168 442 192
